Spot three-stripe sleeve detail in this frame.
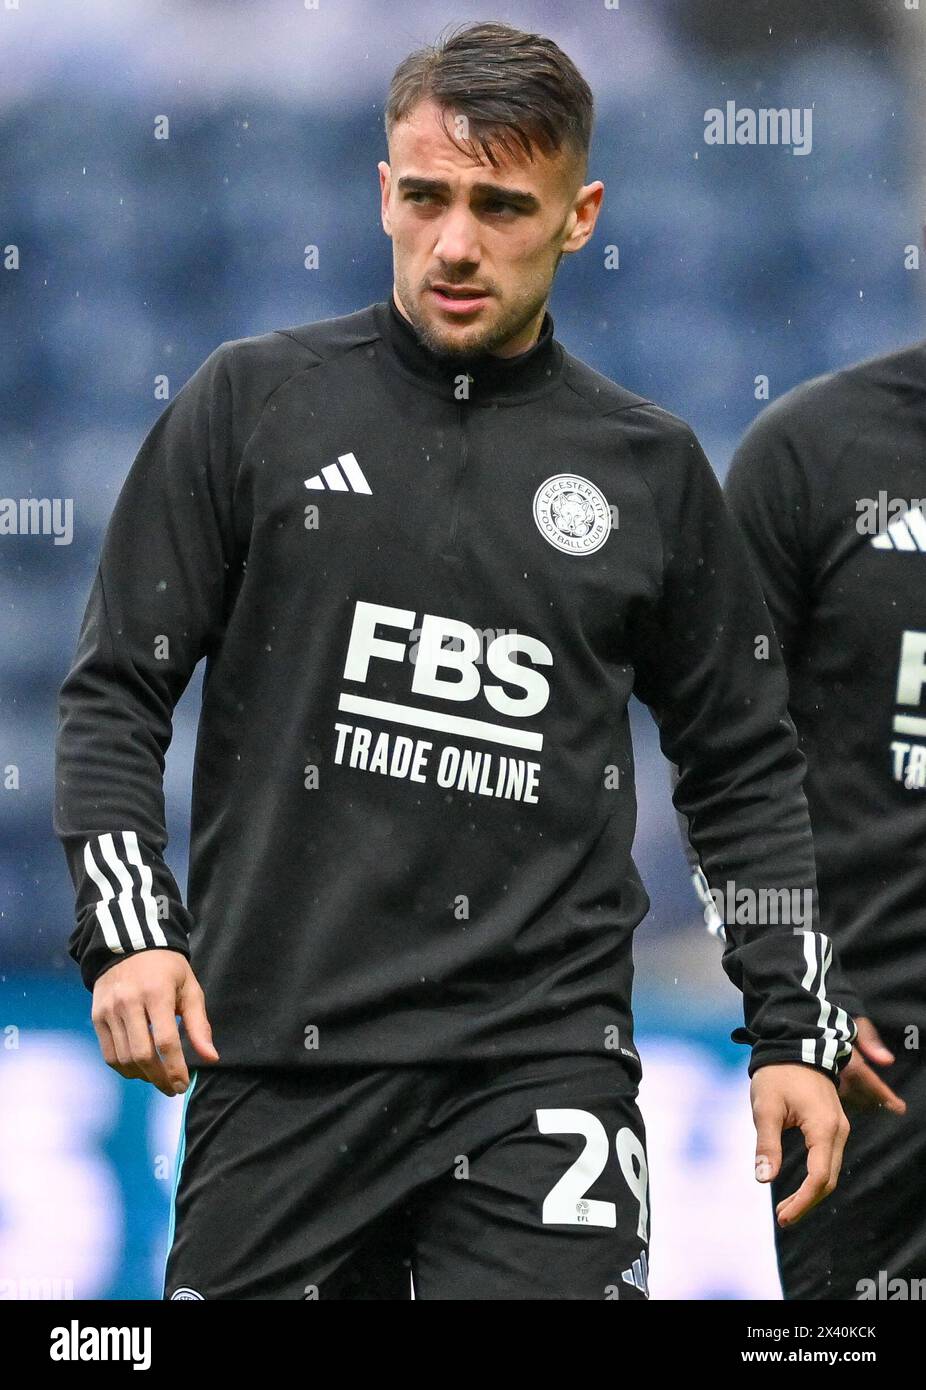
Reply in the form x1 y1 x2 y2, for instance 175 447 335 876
799 930 853 1071
82 830 168 956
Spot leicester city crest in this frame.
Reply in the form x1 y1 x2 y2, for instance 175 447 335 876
532 474 611 555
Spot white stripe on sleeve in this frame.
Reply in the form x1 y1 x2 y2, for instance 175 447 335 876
82 841 126 955
121 830 168 947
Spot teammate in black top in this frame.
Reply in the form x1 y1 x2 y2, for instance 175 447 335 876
54 22 855 1298
699 343 926 1299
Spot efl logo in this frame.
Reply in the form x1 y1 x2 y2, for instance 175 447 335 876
339 601 552 751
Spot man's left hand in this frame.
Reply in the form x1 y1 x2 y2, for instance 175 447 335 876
751 1063 850 1227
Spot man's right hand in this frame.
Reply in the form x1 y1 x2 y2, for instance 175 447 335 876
91 950 219 1096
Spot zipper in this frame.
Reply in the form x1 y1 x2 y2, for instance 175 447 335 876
445 395 470 553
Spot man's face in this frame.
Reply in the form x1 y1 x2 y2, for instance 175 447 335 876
379 99 603 360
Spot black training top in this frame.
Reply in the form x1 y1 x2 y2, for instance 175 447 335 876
53 295 855 1078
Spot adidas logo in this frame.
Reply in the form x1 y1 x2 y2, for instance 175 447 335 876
621 1249 649 1296
304 452 372 494
871 507 926 552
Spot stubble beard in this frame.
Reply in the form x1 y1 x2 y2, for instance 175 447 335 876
394 269 551 363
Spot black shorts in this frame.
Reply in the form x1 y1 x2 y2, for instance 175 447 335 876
772 1035 926 1300
162 1054 650 1300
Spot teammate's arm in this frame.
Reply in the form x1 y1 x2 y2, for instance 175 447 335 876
53 343 240 1093
628 414 855 1221
726 407 905 1119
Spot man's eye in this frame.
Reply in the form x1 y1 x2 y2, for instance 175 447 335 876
483 200 518 215
406 191 436 204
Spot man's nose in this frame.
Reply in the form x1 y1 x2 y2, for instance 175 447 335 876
432 206 481 266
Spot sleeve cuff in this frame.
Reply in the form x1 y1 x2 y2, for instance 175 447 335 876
731 1026 853 1081
70 921 191 992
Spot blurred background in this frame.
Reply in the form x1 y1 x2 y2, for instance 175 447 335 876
1 0 923 1299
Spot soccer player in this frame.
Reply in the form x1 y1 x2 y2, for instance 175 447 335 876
54 21 854 1301
681 343 925 1299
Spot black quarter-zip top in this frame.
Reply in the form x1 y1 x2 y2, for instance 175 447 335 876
446 401 467 558
54 295 856 1079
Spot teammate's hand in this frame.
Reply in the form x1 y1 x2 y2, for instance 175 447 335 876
837 1017 906 1116
91 950 219 1096
750 1063 850 1228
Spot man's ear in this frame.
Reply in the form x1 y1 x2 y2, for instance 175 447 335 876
562 180 604 255
378 161 392 235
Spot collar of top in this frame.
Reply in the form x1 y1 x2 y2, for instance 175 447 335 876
373 292 562 403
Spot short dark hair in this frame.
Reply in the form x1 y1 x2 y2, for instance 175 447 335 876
385 20 594 179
